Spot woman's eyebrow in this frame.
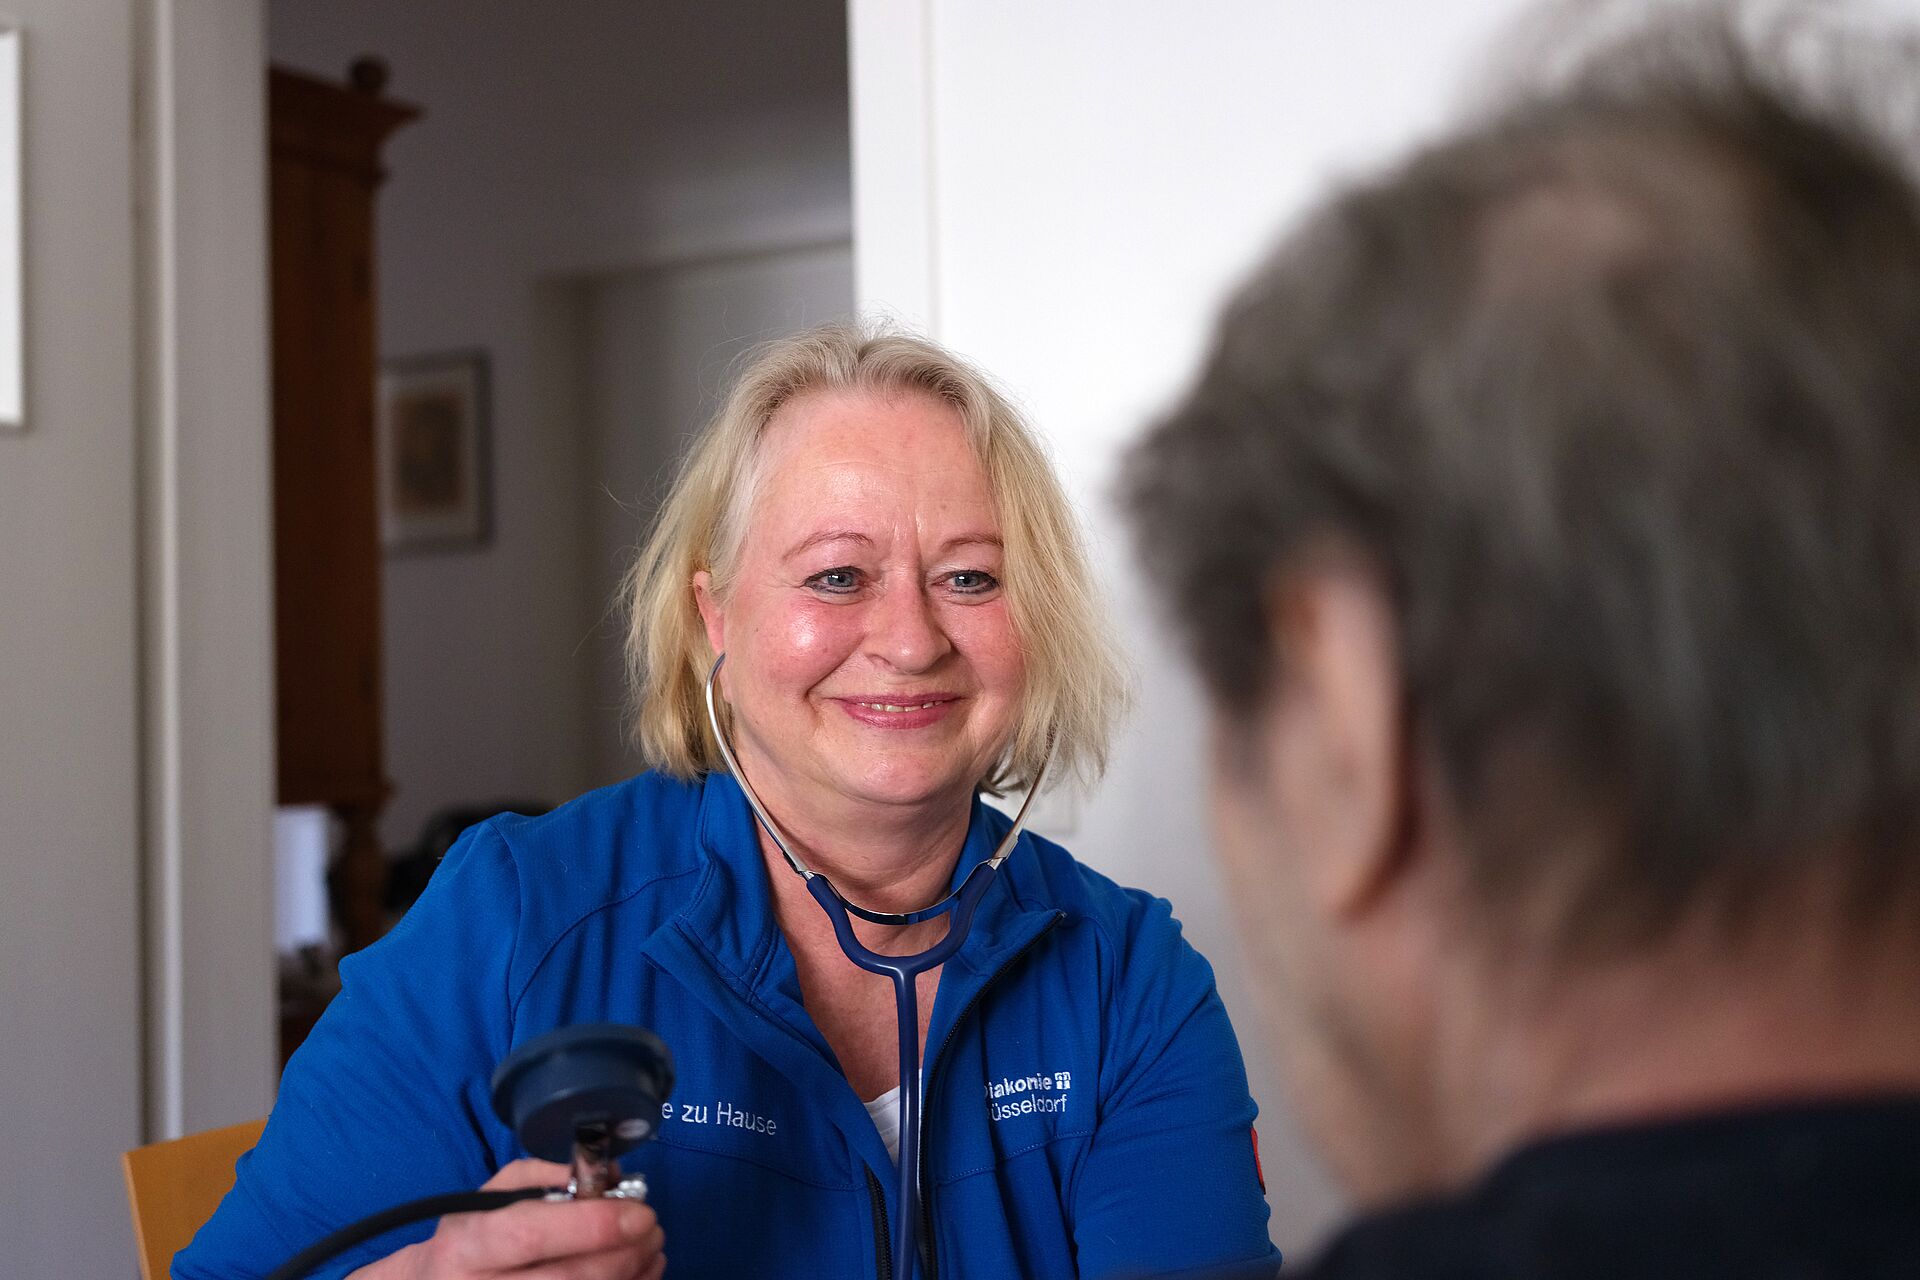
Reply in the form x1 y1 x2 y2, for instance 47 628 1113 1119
782 530 1003 560
784 529 874 560
938 533 1003 555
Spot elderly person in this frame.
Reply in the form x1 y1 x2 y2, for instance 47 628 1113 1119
1125 11 1920 1280
180 325 1278 1279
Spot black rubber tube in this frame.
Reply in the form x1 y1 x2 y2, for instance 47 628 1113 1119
262 1186 560 1280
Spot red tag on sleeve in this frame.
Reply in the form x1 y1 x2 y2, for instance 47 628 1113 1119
1251 1125 1266 1194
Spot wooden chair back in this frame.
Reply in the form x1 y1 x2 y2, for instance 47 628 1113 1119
121 1117 267 1279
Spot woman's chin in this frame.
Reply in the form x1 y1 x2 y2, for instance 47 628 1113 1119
831 762 975 812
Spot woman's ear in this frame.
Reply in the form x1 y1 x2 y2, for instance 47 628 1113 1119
693 570 726 656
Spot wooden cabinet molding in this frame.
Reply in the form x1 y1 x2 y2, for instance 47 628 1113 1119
268 64 417 955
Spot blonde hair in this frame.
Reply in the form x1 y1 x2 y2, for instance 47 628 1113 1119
624 321 1128 794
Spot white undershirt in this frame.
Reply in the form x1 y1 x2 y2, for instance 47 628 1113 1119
865 1085 904 1163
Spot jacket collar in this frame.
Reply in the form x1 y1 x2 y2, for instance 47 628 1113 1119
677 770 1059 991
639 772 1062 1177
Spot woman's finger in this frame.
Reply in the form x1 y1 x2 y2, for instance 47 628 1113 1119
441 1198 657 1273
504 1231 664 1280
477 1157 573 1192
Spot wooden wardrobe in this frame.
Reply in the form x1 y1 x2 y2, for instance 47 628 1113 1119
268 62 417 972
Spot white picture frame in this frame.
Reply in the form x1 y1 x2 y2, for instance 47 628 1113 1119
0 26 24 433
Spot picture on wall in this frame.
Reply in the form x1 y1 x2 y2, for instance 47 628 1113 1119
377 349 492 552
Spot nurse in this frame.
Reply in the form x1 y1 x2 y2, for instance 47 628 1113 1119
179 323 1278 1279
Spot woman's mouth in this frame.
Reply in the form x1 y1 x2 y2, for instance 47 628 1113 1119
832 695 960 730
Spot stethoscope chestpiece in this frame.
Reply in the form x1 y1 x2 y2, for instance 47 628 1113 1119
490 1023 676 1196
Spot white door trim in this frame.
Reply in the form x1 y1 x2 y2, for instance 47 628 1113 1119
849 0 940 334
135 0 277 1139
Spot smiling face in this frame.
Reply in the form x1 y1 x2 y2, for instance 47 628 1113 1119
694 387 1026 824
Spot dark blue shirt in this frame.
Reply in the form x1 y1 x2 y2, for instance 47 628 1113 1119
1296 1097 1920 1279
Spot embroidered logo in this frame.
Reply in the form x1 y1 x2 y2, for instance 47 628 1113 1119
661 1099 779 1136
984 1069 1074 1121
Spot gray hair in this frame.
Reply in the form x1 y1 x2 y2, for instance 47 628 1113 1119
1124 5 1920 956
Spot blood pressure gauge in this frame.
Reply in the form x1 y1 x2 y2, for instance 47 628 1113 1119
490 1022 676 1200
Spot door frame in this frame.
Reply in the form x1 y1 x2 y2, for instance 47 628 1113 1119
135 0 278 1140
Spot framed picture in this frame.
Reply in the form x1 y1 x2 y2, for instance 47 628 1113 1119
377 349 493 552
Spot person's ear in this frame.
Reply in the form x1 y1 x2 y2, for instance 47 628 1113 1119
693 570 726 657
1262 554 1410 921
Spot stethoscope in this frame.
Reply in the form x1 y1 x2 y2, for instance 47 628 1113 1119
704 653 1050 1280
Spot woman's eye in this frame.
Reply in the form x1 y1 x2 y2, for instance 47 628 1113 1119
807 567 862 594
947 570 999 595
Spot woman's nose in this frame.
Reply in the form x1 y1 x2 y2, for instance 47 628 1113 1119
868 583 953 672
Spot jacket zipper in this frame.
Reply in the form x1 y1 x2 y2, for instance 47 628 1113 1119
916 912 1064 1280
867 1167 893 1280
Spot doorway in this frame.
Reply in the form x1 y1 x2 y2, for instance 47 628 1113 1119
265 0 853 1045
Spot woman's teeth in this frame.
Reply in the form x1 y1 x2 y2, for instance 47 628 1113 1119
857 701 942 712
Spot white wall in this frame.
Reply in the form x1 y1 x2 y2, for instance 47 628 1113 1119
0 0 274 1270
268 0 852 847
851 0 1539 1259
0 8 143 1269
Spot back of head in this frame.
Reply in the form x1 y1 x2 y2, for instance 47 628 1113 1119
1128 2 1920 959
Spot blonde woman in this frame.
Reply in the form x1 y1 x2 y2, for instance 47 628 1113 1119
181 324 1278 1280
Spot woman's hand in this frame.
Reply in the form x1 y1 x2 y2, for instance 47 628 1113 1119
350 1159 665 1280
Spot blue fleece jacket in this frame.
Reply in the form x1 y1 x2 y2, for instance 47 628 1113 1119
177 771 1279 1279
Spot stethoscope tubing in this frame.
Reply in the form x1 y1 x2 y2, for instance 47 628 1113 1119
808 867 997 1279
703 654 1049 1278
